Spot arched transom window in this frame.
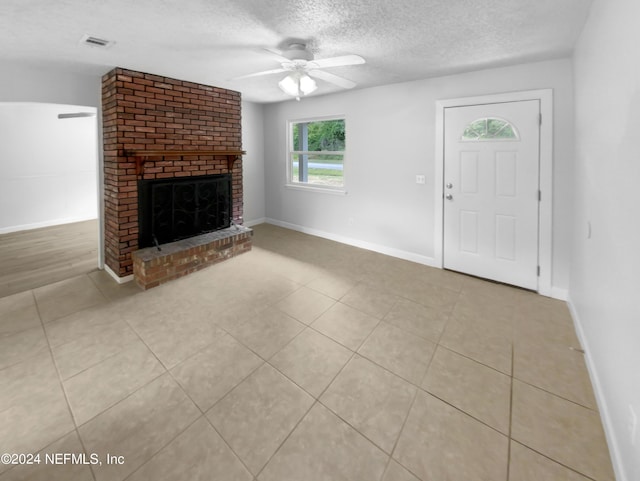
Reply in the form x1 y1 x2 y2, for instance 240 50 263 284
461 117 519 141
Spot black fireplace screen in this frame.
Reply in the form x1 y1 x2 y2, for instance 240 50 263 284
138 174 231 248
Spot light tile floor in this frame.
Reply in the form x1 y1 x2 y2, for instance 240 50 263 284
0 224 614 481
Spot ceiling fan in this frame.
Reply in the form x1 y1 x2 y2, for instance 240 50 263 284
236 43 365 100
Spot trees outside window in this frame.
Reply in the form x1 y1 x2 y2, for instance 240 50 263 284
289 117 345 189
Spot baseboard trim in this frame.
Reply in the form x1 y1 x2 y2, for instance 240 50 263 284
244 217 267 227
538 285 569 301
104 265 133 284
264 218 438 267
567 296 627 481
0 215 98 235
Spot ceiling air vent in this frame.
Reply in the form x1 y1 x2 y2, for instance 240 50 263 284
80 34 114 49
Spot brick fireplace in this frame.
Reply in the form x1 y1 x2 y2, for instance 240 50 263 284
102 68 249 284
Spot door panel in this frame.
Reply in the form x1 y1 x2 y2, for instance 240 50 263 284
443 101 540 290
460 152 479 194
460 210 479 254
495 152 517 197
495 214 516 260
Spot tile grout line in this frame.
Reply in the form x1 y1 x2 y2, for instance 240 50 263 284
255 325 387 478
261 319 425 473
383 336 441 481
119 415 206 481
509 306 603 481
507 340 515 481
60 303 197 463
198 356 266 414
512 375 600 412
78 302 233 480
201 412 257 478
252 399 323 479
265 333 352 397
46 317 142 382
86 270 116 303
51 306 166 400
434 342 511 376
302 301 417 479
509 439 601 481
271 279 515 458
252 309 369 477
424 288 514 439
33 286 99 481
417 366 511 438
356 340 432 390
436 318 597 411
116 294 264 479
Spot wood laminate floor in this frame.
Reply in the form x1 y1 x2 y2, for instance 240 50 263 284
0 219 99 298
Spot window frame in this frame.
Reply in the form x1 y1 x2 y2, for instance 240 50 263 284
285 115 347 194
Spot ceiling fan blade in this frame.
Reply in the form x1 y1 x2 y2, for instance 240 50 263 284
308 54 365 69
233 68 287 80
262 47 290 63
308 70 357 89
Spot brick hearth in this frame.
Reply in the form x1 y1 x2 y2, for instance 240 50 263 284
132 226 252 290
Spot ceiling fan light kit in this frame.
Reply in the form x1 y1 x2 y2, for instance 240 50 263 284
278 71 317 101
236 42 365 101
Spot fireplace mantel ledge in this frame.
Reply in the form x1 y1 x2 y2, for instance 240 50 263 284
124 149 246 175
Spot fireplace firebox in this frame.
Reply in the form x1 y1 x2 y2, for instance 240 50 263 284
138 174 231 249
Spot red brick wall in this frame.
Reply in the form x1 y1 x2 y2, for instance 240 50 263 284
102 67 242 278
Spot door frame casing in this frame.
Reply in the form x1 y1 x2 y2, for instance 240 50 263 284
434 89 553 296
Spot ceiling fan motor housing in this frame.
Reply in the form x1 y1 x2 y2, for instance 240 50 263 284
282 43 314 62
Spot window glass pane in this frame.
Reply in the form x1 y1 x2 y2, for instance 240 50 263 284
293 119 345 151
292 124 299 149
290 118 345 188
291 153 344 187
291 153 300 182
461 118 518 141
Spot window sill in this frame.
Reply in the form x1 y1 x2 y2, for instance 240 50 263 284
284 183 348 196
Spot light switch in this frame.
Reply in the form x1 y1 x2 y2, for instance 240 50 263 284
416 175 426 184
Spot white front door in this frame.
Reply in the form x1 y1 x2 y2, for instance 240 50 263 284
443 100 540 290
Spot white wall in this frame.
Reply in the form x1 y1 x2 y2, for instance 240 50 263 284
263 58 574 292
0 61 101 107
571 0 640 479
241 100 266 224
0 61 104 261
0 103 98 233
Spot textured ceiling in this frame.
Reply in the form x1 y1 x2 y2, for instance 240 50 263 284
0 0 592 103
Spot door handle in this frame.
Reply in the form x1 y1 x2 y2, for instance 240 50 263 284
445 194 453 200
446 183 453 189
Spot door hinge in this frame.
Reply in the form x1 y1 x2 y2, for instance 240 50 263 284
539 113 542 125
538 190 542 201
537 266 541 276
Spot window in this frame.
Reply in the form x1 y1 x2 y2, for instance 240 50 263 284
461 117 518 141
288 117 345 190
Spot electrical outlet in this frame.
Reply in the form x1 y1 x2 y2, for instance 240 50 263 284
415 174 426 184
629 405 637 445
